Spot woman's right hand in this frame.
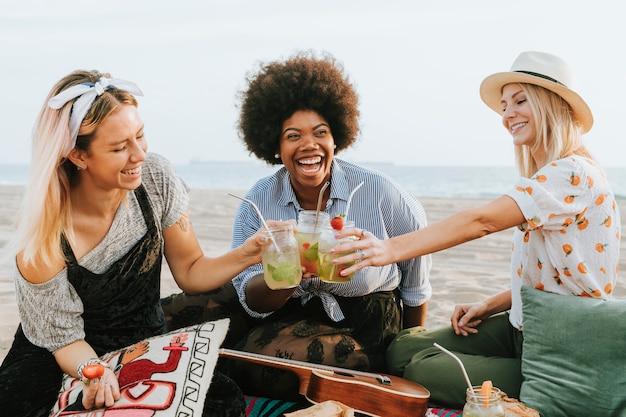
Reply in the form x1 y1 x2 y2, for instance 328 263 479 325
451 302 489 336
241 220 297 262
329 226 394 276
81 366 120 409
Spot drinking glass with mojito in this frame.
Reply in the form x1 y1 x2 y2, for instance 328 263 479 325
296 210 329 276
261 225 302 289
317 216 356 283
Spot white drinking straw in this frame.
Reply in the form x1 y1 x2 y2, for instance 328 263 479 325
314 181 330 232
228 193 281 252
344 181 364 220
434 342 475 394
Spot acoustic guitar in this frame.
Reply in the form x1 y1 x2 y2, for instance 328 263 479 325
219 348 430 417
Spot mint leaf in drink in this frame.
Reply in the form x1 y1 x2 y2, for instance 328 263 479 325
268 263 301 282
303 242 319 261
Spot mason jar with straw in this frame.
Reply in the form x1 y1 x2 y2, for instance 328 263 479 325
434 343 505 417
228 193 302 289
296 210 330 276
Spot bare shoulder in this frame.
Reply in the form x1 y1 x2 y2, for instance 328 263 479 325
162 211 202 254
16 251 66 284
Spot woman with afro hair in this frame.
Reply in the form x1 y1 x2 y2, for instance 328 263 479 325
226 51 432 400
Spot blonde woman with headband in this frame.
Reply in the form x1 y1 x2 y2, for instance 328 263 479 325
0 70 271 416
331 51 621 408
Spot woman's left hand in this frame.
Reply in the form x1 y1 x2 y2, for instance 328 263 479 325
329 226 393 276
81 366 121 410
451 302 487 336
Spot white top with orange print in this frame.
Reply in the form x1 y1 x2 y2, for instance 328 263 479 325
507 155 621 329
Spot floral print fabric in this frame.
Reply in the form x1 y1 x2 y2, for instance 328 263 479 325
507 156 621 329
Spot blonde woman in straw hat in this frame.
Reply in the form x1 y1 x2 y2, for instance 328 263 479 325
330 51 621 408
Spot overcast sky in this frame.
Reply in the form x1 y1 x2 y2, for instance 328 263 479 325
1 0 624 167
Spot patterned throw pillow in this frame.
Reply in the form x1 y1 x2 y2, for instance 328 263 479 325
50 318 229 417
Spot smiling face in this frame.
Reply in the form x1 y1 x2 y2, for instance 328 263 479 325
278 109 335 201
500 83 537 147
74 104 147 192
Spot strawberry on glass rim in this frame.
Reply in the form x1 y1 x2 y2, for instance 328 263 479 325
330 215 345 231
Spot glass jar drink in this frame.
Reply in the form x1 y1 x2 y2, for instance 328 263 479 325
317 220 356 283
462 386 505 417
296 210 330 276
261 225 302 290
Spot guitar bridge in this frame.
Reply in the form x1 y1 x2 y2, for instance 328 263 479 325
376 375 392 385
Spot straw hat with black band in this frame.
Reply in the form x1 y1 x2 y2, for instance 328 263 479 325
479 51 593 133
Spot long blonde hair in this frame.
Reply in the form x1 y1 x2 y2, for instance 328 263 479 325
515 83 594 178
12 70 138 268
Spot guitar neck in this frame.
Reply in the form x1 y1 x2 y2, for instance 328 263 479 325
219 348 430 417
218 348 386 394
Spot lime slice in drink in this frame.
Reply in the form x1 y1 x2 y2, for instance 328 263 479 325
317 255 335 279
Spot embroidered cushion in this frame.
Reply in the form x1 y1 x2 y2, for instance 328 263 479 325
520 286 626 417
50 318 229 416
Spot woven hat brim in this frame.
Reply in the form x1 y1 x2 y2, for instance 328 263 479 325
479 71 593 133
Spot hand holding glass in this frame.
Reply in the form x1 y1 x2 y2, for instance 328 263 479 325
261 225 302 290
317 220 356 283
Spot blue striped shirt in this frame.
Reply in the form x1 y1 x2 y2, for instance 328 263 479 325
231 158 432 321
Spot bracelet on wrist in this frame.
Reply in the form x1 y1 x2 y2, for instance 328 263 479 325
76 358 111 380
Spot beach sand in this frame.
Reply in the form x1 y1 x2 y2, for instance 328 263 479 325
1 185 625 363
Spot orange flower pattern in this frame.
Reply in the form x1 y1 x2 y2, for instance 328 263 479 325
506 156 621 329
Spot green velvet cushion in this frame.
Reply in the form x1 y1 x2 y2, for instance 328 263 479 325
520 286 626 417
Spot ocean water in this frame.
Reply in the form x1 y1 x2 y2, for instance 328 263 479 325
2 162 625 199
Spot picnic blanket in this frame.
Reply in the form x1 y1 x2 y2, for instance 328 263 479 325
243 396 461 417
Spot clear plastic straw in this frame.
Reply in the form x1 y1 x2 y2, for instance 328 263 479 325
434 342 475 394
228 193 280 252
314 181 330 232
344 181 364 220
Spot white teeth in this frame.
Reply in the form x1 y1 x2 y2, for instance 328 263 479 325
511 122 527 132
301 165 321 174
298 157 321 165
123 166 142 175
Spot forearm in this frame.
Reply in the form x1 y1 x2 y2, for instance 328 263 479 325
483 289 512 316
179 246 261 294
403 303 428 328
387 209 490 265
244 274 296 312
53 339 100 377
386 197 522 264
